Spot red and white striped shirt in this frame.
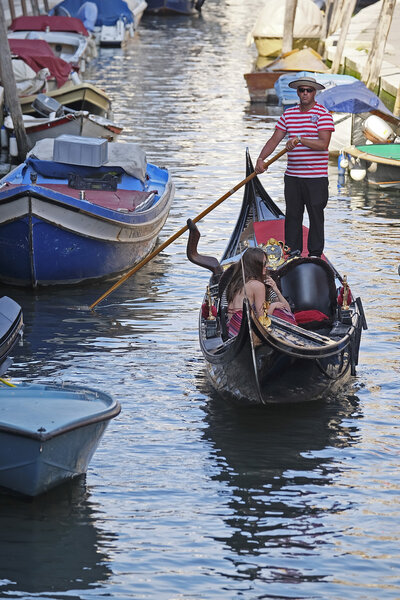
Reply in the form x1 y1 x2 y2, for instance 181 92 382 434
276 102 334 178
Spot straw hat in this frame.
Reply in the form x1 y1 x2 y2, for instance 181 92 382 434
288 76 325 90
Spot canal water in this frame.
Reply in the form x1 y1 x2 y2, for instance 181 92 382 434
1 1 400 598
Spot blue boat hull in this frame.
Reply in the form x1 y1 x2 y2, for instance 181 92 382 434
0 421 108 497
0 384 120 497
0 158 174 286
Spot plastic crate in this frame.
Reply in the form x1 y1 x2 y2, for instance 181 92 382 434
53 135 108 167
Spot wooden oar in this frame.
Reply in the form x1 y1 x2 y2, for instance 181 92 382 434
89 148 288 310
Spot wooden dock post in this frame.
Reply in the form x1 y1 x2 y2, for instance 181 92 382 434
30 0 40 16
331 0 357 74
0 1 30 160
393 85 400 118
282 0 298 55
317 0 335 57
7 0 16 21
329 0 345 38
362 0 396 91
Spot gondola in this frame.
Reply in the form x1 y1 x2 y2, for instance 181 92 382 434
186 150 367 406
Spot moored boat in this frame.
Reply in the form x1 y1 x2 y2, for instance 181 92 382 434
0 296 23 377
0 135 175 287
244 47 329 103
343 143 400 189
19 81 112 118
0 383 120 497
8 15 96 72
4 93 122 150
186 150 367 406
50 0 146 46
316 80 400 156
247 0 323 60
8 38 74 93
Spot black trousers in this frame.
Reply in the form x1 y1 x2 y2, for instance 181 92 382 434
284 175 329 257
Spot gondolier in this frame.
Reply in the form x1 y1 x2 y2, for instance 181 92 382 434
255 76 334 258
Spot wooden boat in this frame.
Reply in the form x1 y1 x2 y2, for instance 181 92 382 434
4 111 122 149
186 150 367 406
0 383 120 497
0 296 23 377
19 82 112 118
244 47 329 103
0 135 174 287
4 93 122 149
8 15 96 72
343 143 400 189
145 0 204 15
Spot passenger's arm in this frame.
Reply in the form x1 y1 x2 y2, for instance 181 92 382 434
265 276 291 311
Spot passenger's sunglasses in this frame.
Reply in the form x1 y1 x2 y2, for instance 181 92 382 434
298 87 315 93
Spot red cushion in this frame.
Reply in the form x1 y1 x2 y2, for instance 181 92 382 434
272 307 297 324
294 309 329 324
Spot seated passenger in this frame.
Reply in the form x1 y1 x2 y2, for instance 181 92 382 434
226 247 294 337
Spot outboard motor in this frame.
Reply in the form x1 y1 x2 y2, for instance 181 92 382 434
362 115 396 144
32 94 64 118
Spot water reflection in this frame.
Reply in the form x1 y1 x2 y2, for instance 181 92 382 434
341 181 400 220
202 392 362 582
0 478 114 597
3 251 173 383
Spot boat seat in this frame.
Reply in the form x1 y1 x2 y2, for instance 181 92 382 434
278 258 337 328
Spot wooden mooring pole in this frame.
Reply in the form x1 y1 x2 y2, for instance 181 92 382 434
0 0 30 160
331 0 357 74
282 0 298 55
362 0 396 92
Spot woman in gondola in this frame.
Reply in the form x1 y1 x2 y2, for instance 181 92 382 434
226 247 294 338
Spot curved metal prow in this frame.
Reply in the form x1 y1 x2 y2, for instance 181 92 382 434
186 219 223 275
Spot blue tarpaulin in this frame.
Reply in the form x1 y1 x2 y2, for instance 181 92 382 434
316 80 393 115
50 0 134 27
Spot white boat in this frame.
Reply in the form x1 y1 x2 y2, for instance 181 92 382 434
4 110 123 151
247 0 323 59
8 15 97 72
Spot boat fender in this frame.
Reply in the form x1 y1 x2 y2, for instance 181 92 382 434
1 126 7 149
338 152 349 173
350 159 366 181
338 152 348 172
9 135 18 158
